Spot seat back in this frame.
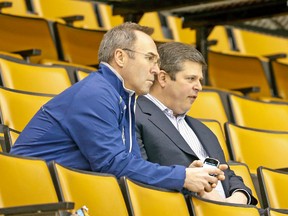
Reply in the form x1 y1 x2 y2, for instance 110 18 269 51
120 176 190 216
271 59 288 100
189 195 261 216
228 162 261 208
0 58 72 94
49 162 128 216
228 94 288 131
208 50 271 99
0 124 21 153
0 51 23 60
75 70 90 82
97 3 123 29
166 17 231 52
0 153 58 207
31 0 102 30
0 87 54 131
257 166 288 209
199 119 229 161
187 89 230 129
0 0 29 16
0 13 58 63
55 22 106 66
208 26 233 52
166 15 196 44
268 209 288 216
139 12 173 43
233 28 288 57
225 123 288 174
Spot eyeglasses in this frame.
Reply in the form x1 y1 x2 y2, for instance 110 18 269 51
123 48 161 67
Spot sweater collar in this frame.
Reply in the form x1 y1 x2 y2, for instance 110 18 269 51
99 62 135 97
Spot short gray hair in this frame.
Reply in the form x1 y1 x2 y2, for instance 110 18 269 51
98 22 154 63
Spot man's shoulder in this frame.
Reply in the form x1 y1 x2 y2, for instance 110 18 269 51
185 115 208 129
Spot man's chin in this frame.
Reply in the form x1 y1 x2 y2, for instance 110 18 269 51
136 89 150 96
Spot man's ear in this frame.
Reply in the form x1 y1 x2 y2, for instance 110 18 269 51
114 49 125 68
157 70 169 87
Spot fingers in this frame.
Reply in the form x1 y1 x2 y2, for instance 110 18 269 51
219 164 228 171
189 160 203 168
206 175 218 186
205 166 223 176
204 182 214 192
184 165 226 193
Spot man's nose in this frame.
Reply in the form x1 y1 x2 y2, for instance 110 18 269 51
194 80 203 91
151 64 160 74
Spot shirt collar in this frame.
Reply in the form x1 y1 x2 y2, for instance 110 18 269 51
101 62 135 96
145 94 186 119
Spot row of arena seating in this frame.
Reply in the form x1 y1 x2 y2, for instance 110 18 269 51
0 46 288 101
1 74 288 209
1 84 288 165
0 51 288 204
1 152 288 215
0 1 288 101
0 0 288 215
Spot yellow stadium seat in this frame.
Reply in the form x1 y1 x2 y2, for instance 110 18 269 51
139 12 173 43
0 0 30 16
208 50 272 99
31 0 104 30
0 58 72 94
228 94 288 131
55 22 106 66
187 88 232 130
75 70 91 82
225 123 288 174
0 153 74 211
49 161 128 216
0 51 23 60
0 87 54 131
166 16 232 51
233 28 288 57
271 59 288 100
268 209 288 216
199 119 230 161
189 195 261 216
0 13 59 64
228 162 261 208
96 3 123 29
120 176 190 216
0 124 20 153
257 166 288 209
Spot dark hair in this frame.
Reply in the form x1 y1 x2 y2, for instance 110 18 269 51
157 42 206 80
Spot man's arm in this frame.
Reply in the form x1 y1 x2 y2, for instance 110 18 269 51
184 166 226 194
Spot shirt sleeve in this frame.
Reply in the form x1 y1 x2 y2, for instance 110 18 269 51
62 85 186 191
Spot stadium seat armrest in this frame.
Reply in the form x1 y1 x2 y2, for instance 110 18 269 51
207 39 218 47
0 2 12 12
230 86 260 96
12 49 42 62
264 53 287 61
60 15 84 26
0 202 74 216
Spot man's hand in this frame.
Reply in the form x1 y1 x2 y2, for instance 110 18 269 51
184 166 226 194
199 189 225 202
188 160 203 168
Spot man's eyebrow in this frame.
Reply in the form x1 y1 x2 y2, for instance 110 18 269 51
147 52 159 57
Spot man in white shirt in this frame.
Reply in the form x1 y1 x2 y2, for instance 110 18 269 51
135 41 257 205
